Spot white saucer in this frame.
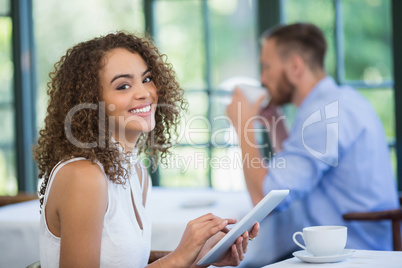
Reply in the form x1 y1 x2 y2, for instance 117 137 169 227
292 249 355 263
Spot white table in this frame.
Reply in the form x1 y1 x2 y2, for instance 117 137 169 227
0 187 306 268
264 250 402 268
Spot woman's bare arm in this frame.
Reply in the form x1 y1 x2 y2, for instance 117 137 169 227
47 161 108 268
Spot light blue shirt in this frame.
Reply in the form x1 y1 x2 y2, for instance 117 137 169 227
263 76 398 250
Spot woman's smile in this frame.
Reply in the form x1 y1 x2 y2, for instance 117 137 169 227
128 103 152 117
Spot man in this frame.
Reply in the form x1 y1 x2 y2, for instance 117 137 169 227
227 23 398 251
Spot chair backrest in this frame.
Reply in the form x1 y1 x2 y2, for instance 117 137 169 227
343 194 402 251
0 193 38 207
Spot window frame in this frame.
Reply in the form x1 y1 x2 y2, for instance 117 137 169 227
11 0 37 193
392 0 402 191
145 0 268 188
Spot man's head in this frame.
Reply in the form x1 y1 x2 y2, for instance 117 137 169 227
260 23 327 106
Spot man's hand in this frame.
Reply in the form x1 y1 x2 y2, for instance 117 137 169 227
226 88 266 134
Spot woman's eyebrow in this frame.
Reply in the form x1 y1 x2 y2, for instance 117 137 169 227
142 68 151 76
110 74 134 84
110 68 150 84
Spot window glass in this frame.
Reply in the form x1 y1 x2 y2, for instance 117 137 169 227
153 0 205 90
283 0 395 174
210 95 238 147
208 0 259 89
0 17 12 103
0 149 17 195
390 147 397 175
176 92 210 146
0 109 14 144
0 109 16 195
0 0 9 15
0 16 16 195
211 147 245 191
282 0 336 78
158 147 210 187
33 0 145 128
151 0 259 189
342 0 392 82
358 88 395 139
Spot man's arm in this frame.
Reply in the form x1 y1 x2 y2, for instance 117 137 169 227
227 89 288 205
237 122 268 206
259 103 288 154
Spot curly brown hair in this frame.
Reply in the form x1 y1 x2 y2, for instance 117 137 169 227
33 32 187 206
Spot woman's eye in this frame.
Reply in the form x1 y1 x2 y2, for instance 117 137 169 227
117 84 130 90
143 76 153 83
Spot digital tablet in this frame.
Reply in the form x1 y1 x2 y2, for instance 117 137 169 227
197 189 289 266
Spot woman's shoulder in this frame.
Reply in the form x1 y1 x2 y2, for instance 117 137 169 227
51 159 108 203
44 158 109 234
56 158 107 183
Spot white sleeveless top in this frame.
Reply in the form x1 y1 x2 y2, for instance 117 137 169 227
39 156 152 267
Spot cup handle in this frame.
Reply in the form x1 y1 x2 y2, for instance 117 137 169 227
292 231 307 250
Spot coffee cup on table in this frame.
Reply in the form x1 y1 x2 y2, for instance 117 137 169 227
236 84 270 109
292 226 347 256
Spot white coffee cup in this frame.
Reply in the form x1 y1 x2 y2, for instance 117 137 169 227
292 226 347 256
236 83 270 108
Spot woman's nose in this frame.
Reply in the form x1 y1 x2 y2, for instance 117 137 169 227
133 84 150 99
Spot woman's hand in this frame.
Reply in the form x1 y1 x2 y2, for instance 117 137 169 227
167 213 236 268
195 222 260 267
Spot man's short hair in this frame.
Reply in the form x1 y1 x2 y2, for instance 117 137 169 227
261 23 327 71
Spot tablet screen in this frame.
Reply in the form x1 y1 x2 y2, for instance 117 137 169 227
197 189 289 266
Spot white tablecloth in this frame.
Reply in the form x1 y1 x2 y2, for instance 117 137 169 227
0 187 306 268
148 187 252 251
264 250 402 268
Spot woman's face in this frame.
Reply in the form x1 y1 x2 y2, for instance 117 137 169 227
99 48 158 146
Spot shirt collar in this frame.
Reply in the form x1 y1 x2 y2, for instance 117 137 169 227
298 76 337 110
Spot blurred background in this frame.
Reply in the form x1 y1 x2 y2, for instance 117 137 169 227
0 0 399 195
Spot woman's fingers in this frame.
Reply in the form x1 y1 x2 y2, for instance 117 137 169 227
191 213 236 227
249 222 260 239
194 215 236 235
241 231 249 253
220 219 236 234
236 236 245 261
187 214 236 246
228 237 244 266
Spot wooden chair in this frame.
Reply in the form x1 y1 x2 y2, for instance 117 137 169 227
0 192 38 207
26 251 171 267
342 195 402 251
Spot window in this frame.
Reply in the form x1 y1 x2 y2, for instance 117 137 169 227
0 0 16 195
148 0 259 190
282 0 396 172
33 0 145 128
1 0 401 195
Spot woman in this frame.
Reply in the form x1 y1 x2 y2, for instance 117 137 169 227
33 32 259 267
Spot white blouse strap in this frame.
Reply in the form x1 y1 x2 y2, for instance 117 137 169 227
42 157 87 207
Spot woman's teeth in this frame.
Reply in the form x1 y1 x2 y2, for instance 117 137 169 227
129 105 151 114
